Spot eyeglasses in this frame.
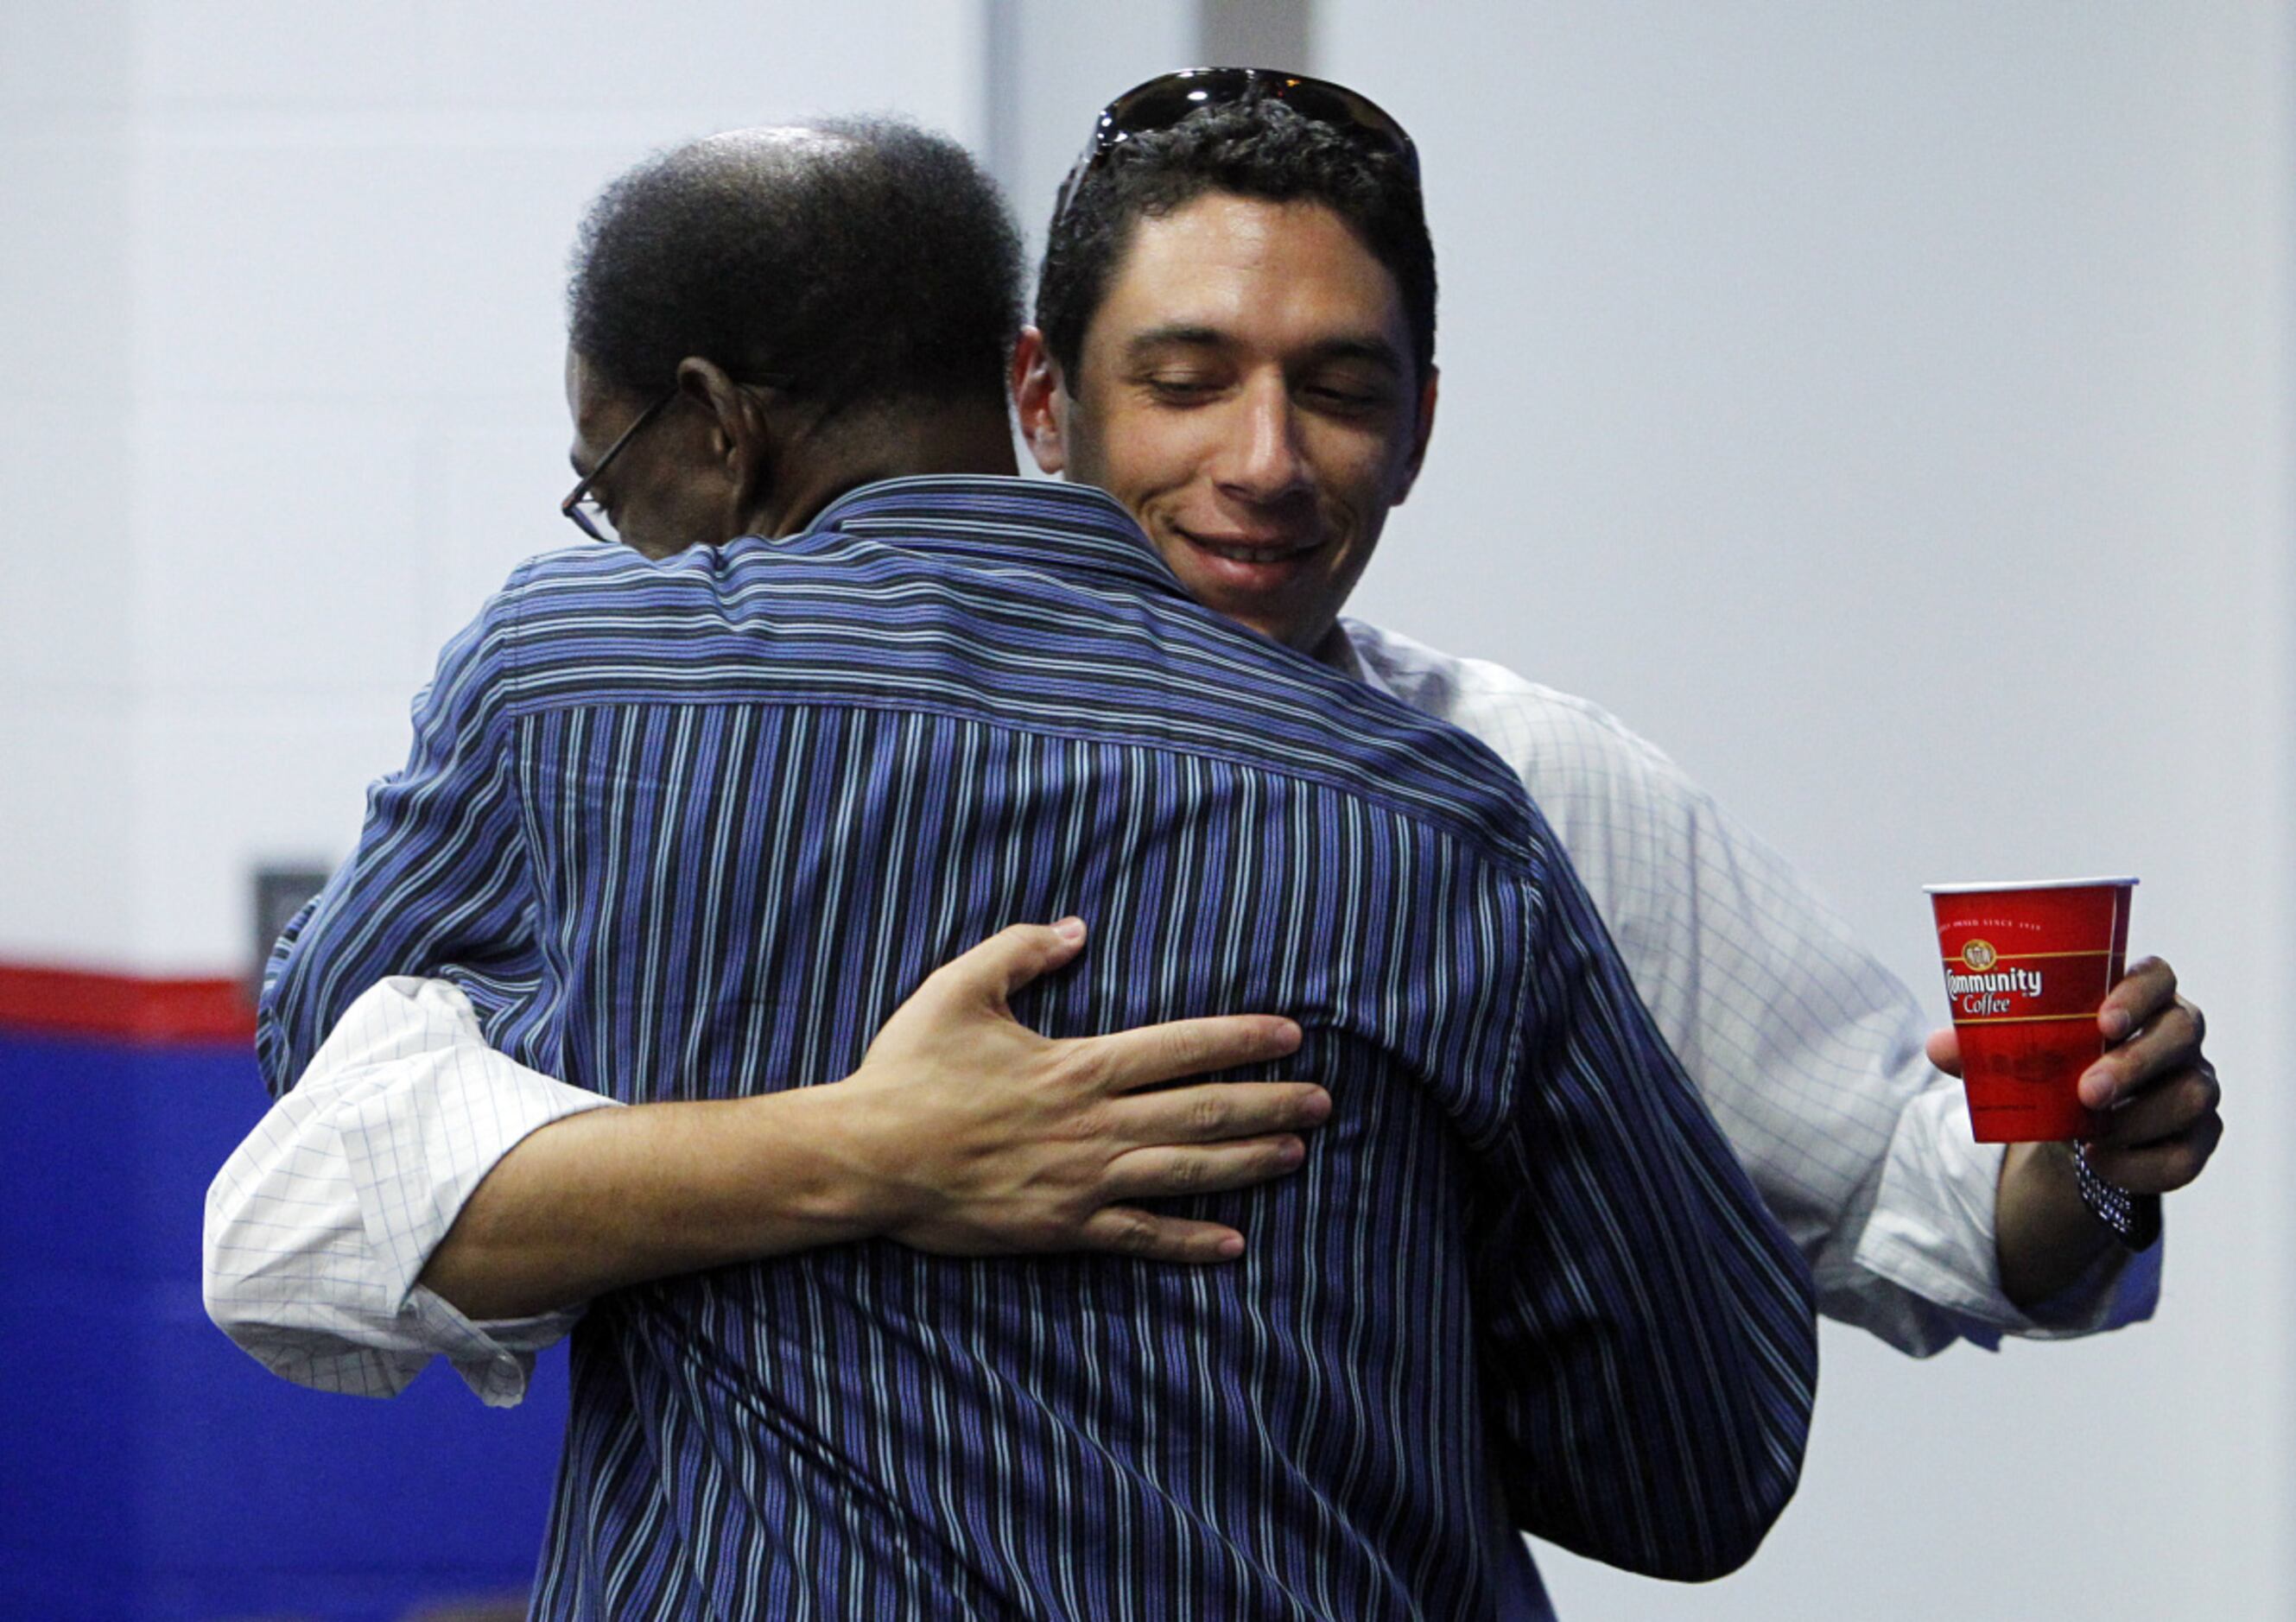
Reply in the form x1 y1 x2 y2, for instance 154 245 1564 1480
560 387 677 544
1052 67 1419 226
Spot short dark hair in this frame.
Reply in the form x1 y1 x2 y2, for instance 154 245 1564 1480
569 117 1022 414
1035 98 1436 385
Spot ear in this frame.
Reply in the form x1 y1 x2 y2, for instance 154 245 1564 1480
1390 364 1440 506
677 356 775 517
1010 326 1071 476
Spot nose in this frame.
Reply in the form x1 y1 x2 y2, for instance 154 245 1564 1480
1213 372 1310 503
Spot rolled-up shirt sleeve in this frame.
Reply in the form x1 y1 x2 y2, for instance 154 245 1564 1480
1856 1080 2160 1347
204 975 618 1406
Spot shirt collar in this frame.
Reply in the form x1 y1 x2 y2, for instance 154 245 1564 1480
1316 621 1388 692
807 475 1189 601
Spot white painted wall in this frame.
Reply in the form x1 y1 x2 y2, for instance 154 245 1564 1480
989 0 1196 276
1 3 140 966
2 0 984 973
1319 3 2295 1616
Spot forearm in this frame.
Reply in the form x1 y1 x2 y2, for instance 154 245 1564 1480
1995 1141 2119 1310
418 1084 889 1320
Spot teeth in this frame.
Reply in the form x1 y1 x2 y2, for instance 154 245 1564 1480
1201 541 1310 563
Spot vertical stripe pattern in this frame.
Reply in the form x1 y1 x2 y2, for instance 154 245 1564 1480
261 477 1815 1619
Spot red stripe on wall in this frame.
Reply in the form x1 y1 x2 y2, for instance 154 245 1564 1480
0 963 256 1043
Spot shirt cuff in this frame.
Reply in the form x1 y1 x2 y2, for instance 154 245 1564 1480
1853 1084 2160 1348
396 1284 587 1409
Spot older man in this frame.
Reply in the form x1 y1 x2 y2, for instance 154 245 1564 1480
212 117 1814 1616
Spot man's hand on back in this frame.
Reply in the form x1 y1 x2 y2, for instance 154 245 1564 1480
827 917 1323 1264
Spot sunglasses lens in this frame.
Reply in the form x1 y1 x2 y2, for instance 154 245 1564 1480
1056 69 1417 225
1283 84 1381 138
1102 72 1252 143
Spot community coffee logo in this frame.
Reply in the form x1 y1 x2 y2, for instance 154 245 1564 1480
1945 938 2042 1015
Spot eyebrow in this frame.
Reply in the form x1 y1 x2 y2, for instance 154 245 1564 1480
1122 324 1405 376
1305 337 1405 376
1124 324 1227 355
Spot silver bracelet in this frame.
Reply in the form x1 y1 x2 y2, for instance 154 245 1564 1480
2073 1141 2160 1251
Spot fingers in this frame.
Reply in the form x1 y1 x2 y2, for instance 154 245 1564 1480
2084 1036 2223 1193
1110 1080 1331 1145
2097 956 2179 1042
1081 1014 1305 1093
2097 1058 2221 1141
2079 994 2205 1111
1924 1026 1963 1079
1080 1129 1324 1260
922 918 1090 1011
1077 1207 1250 1264
1102 1134 1310 1203
2085 1101 2223 1195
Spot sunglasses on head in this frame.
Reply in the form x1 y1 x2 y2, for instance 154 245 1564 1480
1051 67 1418 225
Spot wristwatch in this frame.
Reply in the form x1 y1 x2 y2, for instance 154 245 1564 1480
2074 1142 2162 1251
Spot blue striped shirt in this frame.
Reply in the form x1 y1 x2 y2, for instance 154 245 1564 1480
260 477 1815 1619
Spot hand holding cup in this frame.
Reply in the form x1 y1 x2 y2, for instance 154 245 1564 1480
1924 881 2221 1196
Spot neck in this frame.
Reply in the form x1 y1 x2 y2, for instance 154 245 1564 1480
744 400 1019 537
1311 619 1359 673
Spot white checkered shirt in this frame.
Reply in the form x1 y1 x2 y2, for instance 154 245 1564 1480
1341 619 2154 1356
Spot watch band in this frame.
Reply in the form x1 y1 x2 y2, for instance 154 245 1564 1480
2074 1141 2161 1251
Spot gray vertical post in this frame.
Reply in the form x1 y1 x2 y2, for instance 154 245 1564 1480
1197 0 1312 71
981 0 1027 207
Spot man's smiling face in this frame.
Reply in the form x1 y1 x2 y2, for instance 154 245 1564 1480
1020 192 1437 656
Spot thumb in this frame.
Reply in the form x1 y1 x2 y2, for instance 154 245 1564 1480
1925 1024 1963 1078
925 917 1089 1010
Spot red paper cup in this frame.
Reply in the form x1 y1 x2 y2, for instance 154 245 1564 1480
1924 877 2136 1143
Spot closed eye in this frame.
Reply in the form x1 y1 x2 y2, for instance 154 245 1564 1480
1143 376 1226 405
1299 382 1394 419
